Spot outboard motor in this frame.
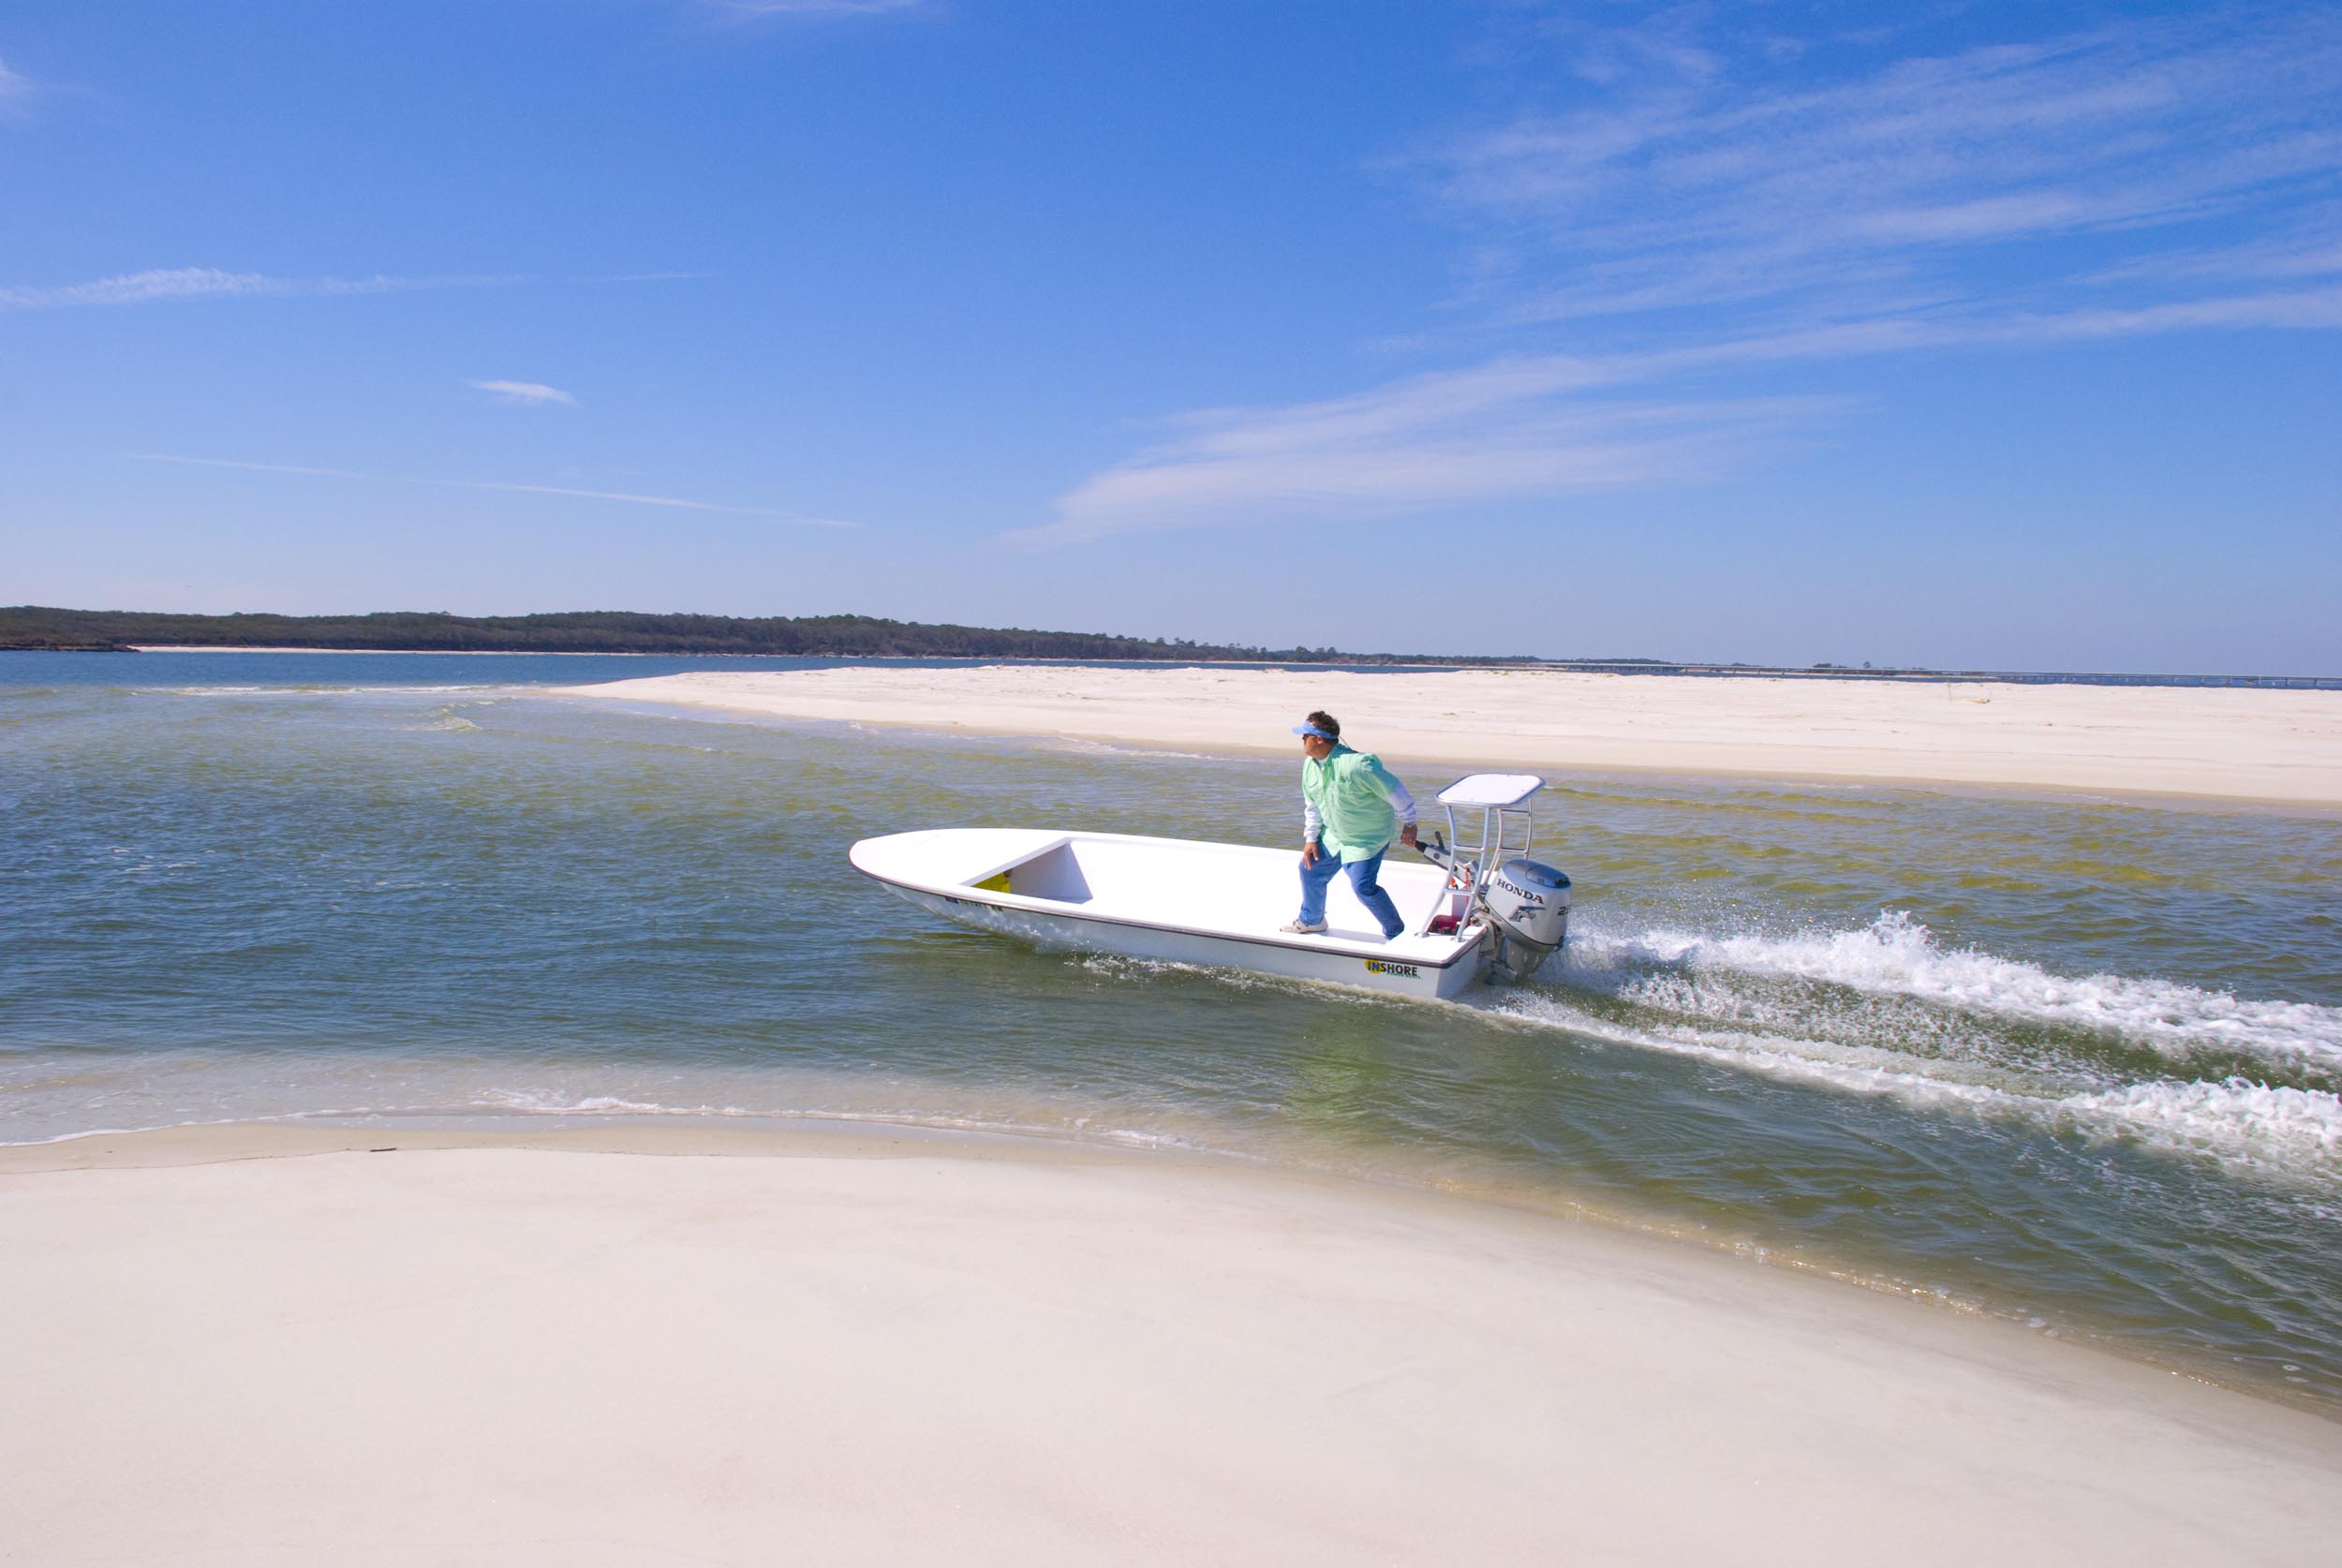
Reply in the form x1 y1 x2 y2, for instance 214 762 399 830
1483 857 1570 982
1413 775 1574 986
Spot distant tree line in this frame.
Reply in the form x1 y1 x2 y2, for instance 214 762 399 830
8 606 2325 686
0 606 1498 663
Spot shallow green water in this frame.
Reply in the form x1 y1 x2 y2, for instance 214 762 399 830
4 653 2337 1413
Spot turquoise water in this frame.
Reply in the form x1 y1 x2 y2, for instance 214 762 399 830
4 652 2339 1413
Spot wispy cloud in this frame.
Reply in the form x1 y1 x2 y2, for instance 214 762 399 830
1014 390 1832 548
2 266 703 312
1023 278 2342 546
470 379 578 407
0 266 516 312
127 452 857 525
0 55 34 111
717 0 926 16
2080 203 2342 287
1028 7 2342 546
1420 10 2342 325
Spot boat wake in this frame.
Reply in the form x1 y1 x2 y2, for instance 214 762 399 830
1497 910 2342 1181
1556 910 2342 1070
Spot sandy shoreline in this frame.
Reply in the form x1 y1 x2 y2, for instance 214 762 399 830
558 665 2342 806
4 1123 2338 1566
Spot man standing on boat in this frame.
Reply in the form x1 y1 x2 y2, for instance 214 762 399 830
1286 710 1419 940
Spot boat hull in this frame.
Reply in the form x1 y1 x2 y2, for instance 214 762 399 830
850 828 1490 1001
882 883 1484 1000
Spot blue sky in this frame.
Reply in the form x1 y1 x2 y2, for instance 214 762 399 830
2 1 2336 671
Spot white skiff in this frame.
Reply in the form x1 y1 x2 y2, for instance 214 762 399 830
848 775 1572 1002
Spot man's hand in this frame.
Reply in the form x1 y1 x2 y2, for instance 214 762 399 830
1400 823 1419 851
1302 839 1323 866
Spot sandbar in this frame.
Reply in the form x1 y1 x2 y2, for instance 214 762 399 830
4 1123 2338 1565
558 665 2342 805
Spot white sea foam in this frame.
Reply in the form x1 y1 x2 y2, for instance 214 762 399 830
1039 737 1218 762
475 1088 759 1117
1495 992 2022 1111
2057 1078 2342 1176
1498 993 2342 1181
1559 910 2342 1069
0 1106 399 1148
470 1089 1217 1155
1075 953 1269 989
1507 998 2339 1183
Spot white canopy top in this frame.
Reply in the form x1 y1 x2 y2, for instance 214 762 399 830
1435 773 1545 807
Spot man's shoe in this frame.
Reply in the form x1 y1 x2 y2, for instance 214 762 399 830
1281 919 1328 934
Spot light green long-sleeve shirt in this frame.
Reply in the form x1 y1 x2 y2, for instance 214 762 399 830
1301 745 1417 863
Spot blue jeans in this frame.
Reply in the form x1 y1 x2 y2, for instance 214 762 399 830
1297 843 1404 939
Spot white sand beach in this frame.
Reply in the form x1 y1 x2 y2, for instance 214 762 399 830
559 666 2342 805
5 1124 2339 1567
